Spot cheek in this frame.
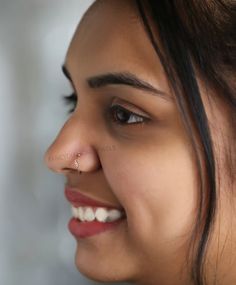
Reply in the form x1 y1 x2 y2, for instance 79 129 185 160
106 142 199 260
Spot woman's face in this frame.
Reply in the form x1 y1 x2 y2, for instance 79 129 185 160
43 0 216 284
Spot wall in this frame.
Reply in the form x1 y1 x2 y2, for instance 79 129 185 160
0 1 128 284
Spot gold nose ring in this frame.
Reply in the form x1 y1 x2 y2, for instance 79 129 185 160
74 153 82 174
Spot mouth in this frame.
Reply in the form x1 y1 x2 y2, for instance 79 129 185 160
64 186 127 238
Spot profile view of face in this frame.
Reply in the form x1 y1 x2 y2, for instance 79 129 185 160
44 0 233 285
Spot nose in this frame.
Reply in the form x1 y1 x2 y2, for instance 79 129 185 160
44 118 101 174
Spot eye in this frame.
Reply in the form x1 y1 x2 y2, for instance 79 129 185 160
62 92 77 114
108 104 150 125
62 94 150 125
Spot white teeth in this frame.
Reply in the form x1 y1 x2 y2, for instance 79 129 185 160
105 209 122 222
71 206 79 218
78 207 85 222
84 207 95 222
71 206 125 223
95 207 109 222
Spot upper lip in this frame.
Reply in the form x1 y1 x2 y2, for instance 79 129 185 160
64 186 124 211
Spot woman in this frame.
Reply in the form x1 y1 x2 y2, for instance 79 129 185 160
44 0 236 284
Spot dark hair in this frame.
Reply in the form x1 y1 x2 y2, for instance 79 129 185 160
135 0 235 284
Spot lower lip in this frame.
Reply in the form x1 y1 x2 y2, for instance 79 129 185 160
68 217 126 239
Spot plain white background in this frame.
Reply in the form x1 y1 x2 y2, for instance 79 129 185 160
0 0 129 284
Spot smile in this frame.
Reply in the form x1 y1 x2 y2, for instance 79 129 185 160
71 206 126 222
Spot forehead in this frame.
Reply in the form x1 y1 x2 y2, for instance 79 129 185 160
64 0 166 85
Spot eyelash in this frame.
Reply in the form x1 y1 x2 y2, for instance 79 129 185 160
63 93 77 114
62 93 150 126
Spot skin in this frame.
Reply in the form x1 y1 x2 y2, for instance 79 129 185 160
44 0 236 284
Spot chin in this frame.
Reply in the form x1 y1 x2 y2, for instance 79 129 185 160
75 257 125 283
74 248 136 283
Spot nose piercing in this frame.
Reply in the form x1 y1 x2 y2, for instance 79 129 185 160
74 153 82 174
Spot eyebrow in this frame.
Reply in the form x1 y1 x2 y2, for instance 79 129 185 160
62 64 172 102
